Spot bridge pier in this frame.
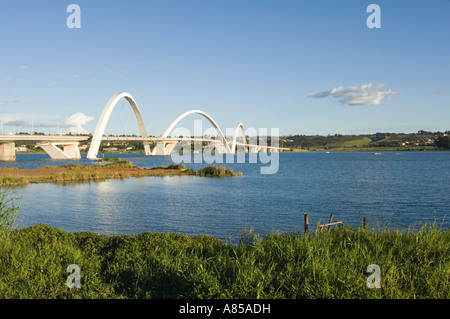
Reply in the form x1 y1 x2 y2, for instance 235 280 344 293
0 142 16 161
239 145 249 153
37 142 81 159
63 143 82 158
143 142 152 156
210 141 227 154
249 145 260 153
153 141 178 156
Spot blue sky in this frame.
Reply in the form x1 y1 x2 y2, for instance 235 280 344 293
0 0 449 136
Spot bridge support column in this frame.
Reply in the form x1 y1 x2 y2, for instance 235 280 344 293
234 144 249 153
210 141 226 154
37 142 81 159
154 142 167 155
153 141 178 156
0 142 16 161
155 142 166 156
143 142 151 156
63 143 81 158
249 145 259 153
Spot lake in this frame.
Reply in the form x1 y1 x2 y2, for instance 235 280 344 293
3 151 450 240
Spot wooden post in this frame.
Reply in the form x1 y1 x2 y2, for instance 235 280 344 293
327 213 333 230
363 216 367 229
304 213 309 234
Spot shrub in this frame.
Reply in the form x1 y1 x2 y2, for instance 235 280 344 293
195 165 237 177
0 188 22 231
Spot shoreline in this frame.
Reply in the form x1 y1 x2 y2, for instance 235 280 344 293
0 166 186 186
0 160 241 187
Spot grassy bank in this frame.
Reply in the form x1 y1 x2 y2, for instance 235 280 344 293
0 221 448 299
0 160 241 187
282 132 446 152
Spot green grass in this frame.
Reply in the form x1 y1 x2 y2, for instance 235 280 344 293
188 165 240 177
329 137 373 148
95 157 138 168
0 176 29 186
0 188 22 231
0 223 448 299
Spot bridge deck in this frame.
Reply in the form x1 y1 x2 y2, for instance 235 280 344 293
100 136 290 150
0 135 89 143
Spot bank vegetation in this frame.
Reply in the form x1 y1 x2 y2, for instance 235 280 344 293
0 159 240 187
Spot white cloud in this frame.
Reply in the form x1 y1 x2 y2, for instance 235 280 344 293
65 112 94 134
1 114 62 132
2 97 34 105
2 76 22 82
308 83 400 106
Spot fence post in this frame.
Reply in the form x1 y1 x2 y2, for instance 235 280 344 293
304 213 309 234
327 213 333 230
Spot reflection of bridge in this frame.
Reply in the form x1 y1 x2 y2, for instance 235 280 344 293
0 92 288 161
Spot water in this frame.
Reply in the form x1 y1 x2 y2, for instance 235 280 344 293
3 152 450 240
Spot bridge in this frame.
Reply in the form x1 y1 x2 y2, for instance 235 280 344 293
0 92 289 161
0 134 89 161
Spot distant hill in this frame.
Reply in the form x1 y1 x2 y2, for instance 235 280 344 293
281 131 450 151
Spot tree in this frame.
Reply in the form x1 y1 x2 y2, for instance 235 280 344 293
435 136 450 149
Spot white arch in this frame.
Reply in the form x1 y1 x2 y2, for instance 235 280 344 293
159 109 231 153
87 92 150 159
230 123 247 154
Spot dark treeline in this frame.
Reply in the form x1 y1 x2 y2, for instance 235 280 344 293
282 130 450 150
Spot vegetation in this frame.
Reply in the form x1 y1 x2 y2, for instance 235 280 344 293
13 131 450 155
435 135 450 150
0 223 448 299
282 131 449 151
151 164 186 170
0 188 21 231
0 161 240 187
188 165 240 177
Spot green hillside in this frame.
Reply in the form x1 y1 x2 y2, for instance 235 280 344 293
282 131 447 151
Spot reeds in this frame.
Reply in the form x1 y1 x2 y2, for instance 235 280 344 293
0 219 447 299
0 188 22 232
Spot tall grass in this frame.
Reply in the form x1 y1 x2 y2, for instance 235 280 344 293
0 219 448 299
0 188 22 232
